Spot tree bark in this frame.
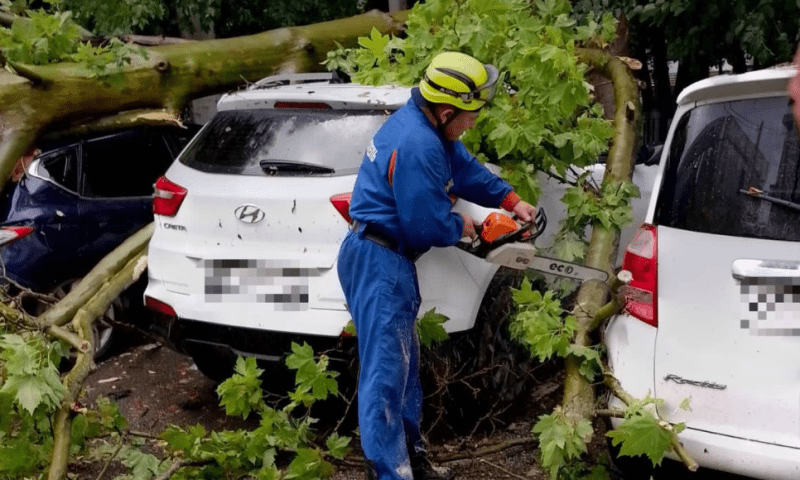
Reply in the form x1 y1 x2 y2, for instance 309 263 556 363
562 49 639 423
46 236 151 480
0 9 408 194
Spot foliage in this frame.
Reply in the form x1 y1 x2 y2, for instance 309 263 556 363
324 2 656 478
0 0 146 85
58 0 365 38
215 0 366 38
0 333 65 476
325 0 616 204
560 179 639 236
158 343 349 479
62 0 169 36
0 331 132 477
343 307 450 348
573 0 800 130
623 0 800 67
416 308 450 346
606 394 687 467
532 407 594 479
509 278 577 362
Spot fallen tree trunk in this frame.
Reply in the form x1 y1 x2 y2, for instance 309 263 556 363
0 9 408 194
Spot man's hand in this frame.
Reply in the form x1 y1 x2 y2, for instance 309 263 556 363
512 200 536 223
460 213 479 240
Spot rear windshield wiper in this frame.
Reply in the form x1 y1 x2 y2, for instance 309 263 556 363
259 159 334 176
739 187 800 213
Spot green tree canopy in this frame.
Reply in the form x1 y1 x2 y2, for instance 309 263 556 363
574 0 800 140
61 0 374 37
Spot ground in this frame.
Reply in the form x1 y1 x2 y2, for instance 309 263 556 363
70 332 575 480
71 333 741 480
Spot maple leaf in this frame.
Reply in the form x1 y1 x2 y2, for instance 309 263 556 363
416 308 449 346
357 27 389 56
606 413 675 466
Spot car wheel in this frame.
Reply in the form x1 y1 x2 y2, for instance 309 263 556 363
189 346 238 383
421 267 549 434
53 279 122 361
188 345 297 392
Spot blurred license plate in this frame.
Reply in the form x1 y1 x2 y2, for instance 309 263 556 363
203 259 320 310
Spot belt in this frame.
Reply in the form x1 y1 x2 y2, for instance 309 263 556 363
351 221 421 262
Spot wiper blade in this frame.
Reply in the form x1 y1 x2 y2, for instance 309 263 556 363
258 160 334 176
739 187 800 213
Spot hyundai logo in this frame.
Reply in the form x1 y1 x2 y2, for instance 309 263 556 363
235 204 265 224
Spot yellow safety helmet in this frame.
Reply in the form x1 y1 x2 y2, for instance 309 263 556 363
419 52 499 111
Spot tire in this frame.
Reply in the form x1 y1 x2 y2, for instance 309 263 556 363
189 345 238 383
189 344 295 392
52 279 123 360
421 267 548 434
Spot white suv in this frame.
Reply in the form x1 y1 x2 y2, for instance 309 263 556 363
143 73 547 417
607 66 800 479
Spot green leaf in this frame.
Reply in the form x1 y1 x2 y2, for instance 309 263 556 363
217 356 266 418
325 433 351 460
533 408 593 479
512 277 543 305
122 449 162 480
343 319 357 336
606 413 675 467
566 344 603 381
416 308 449 347
550 233 586 263
357 27 389 56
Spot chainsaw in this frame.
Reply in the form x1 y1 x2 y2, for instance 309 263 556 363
456 208 609 283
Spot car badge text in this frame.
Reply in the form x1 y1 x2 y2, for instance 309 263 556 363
235 204 265 224
664 374 727 390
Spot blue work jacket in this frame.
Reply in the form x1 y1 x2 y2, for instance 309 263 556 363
348 88 513 255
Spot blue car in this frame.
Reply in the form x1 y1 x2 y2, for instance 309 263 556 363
0 126 198 357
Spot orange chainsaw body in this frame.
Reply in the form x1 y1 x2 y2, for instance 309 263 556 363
480 212 518 243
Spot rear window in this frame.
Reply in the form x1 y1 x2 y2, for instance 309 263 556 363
655 96 800 241
179 109 389 176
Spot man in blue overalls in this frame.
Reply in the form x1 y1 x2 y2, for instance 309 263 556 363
337 51 537 480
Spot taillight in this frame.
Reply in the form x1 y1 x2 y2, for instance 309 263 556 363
0 226 34 246
145 296 177 317
330 192 352 223
153 176 187 217
621 224 657 327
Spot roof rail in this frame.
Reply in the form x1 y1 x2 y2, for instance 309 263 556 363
250 72 343 90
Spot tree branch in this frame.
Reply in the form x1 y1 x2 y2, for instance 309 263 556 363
603 372 699 472
38 223 152 327
434 437 536 462
46 324 91 352
152 459 214 480
42 110 184 142
47 247 150 480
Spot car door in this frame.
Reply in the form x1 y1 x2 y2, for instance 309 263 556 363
20 145 91 287
653 95 800 448
77 129 177 269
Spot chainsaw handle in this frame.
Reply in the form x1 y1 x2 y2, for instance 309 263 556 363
455 208 547 258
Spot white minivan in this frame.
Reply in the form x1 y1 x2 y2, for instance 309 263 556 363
607 66 800 479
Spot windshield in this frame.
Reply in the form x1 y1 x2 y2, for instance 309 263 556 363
655 96 800 242
179 109 390 176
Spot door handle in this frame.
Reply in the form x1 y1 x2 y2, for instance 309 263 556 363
732 259 800 279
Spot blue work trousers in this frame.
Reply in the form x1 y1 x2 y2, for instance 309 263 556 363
337 231 424 480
